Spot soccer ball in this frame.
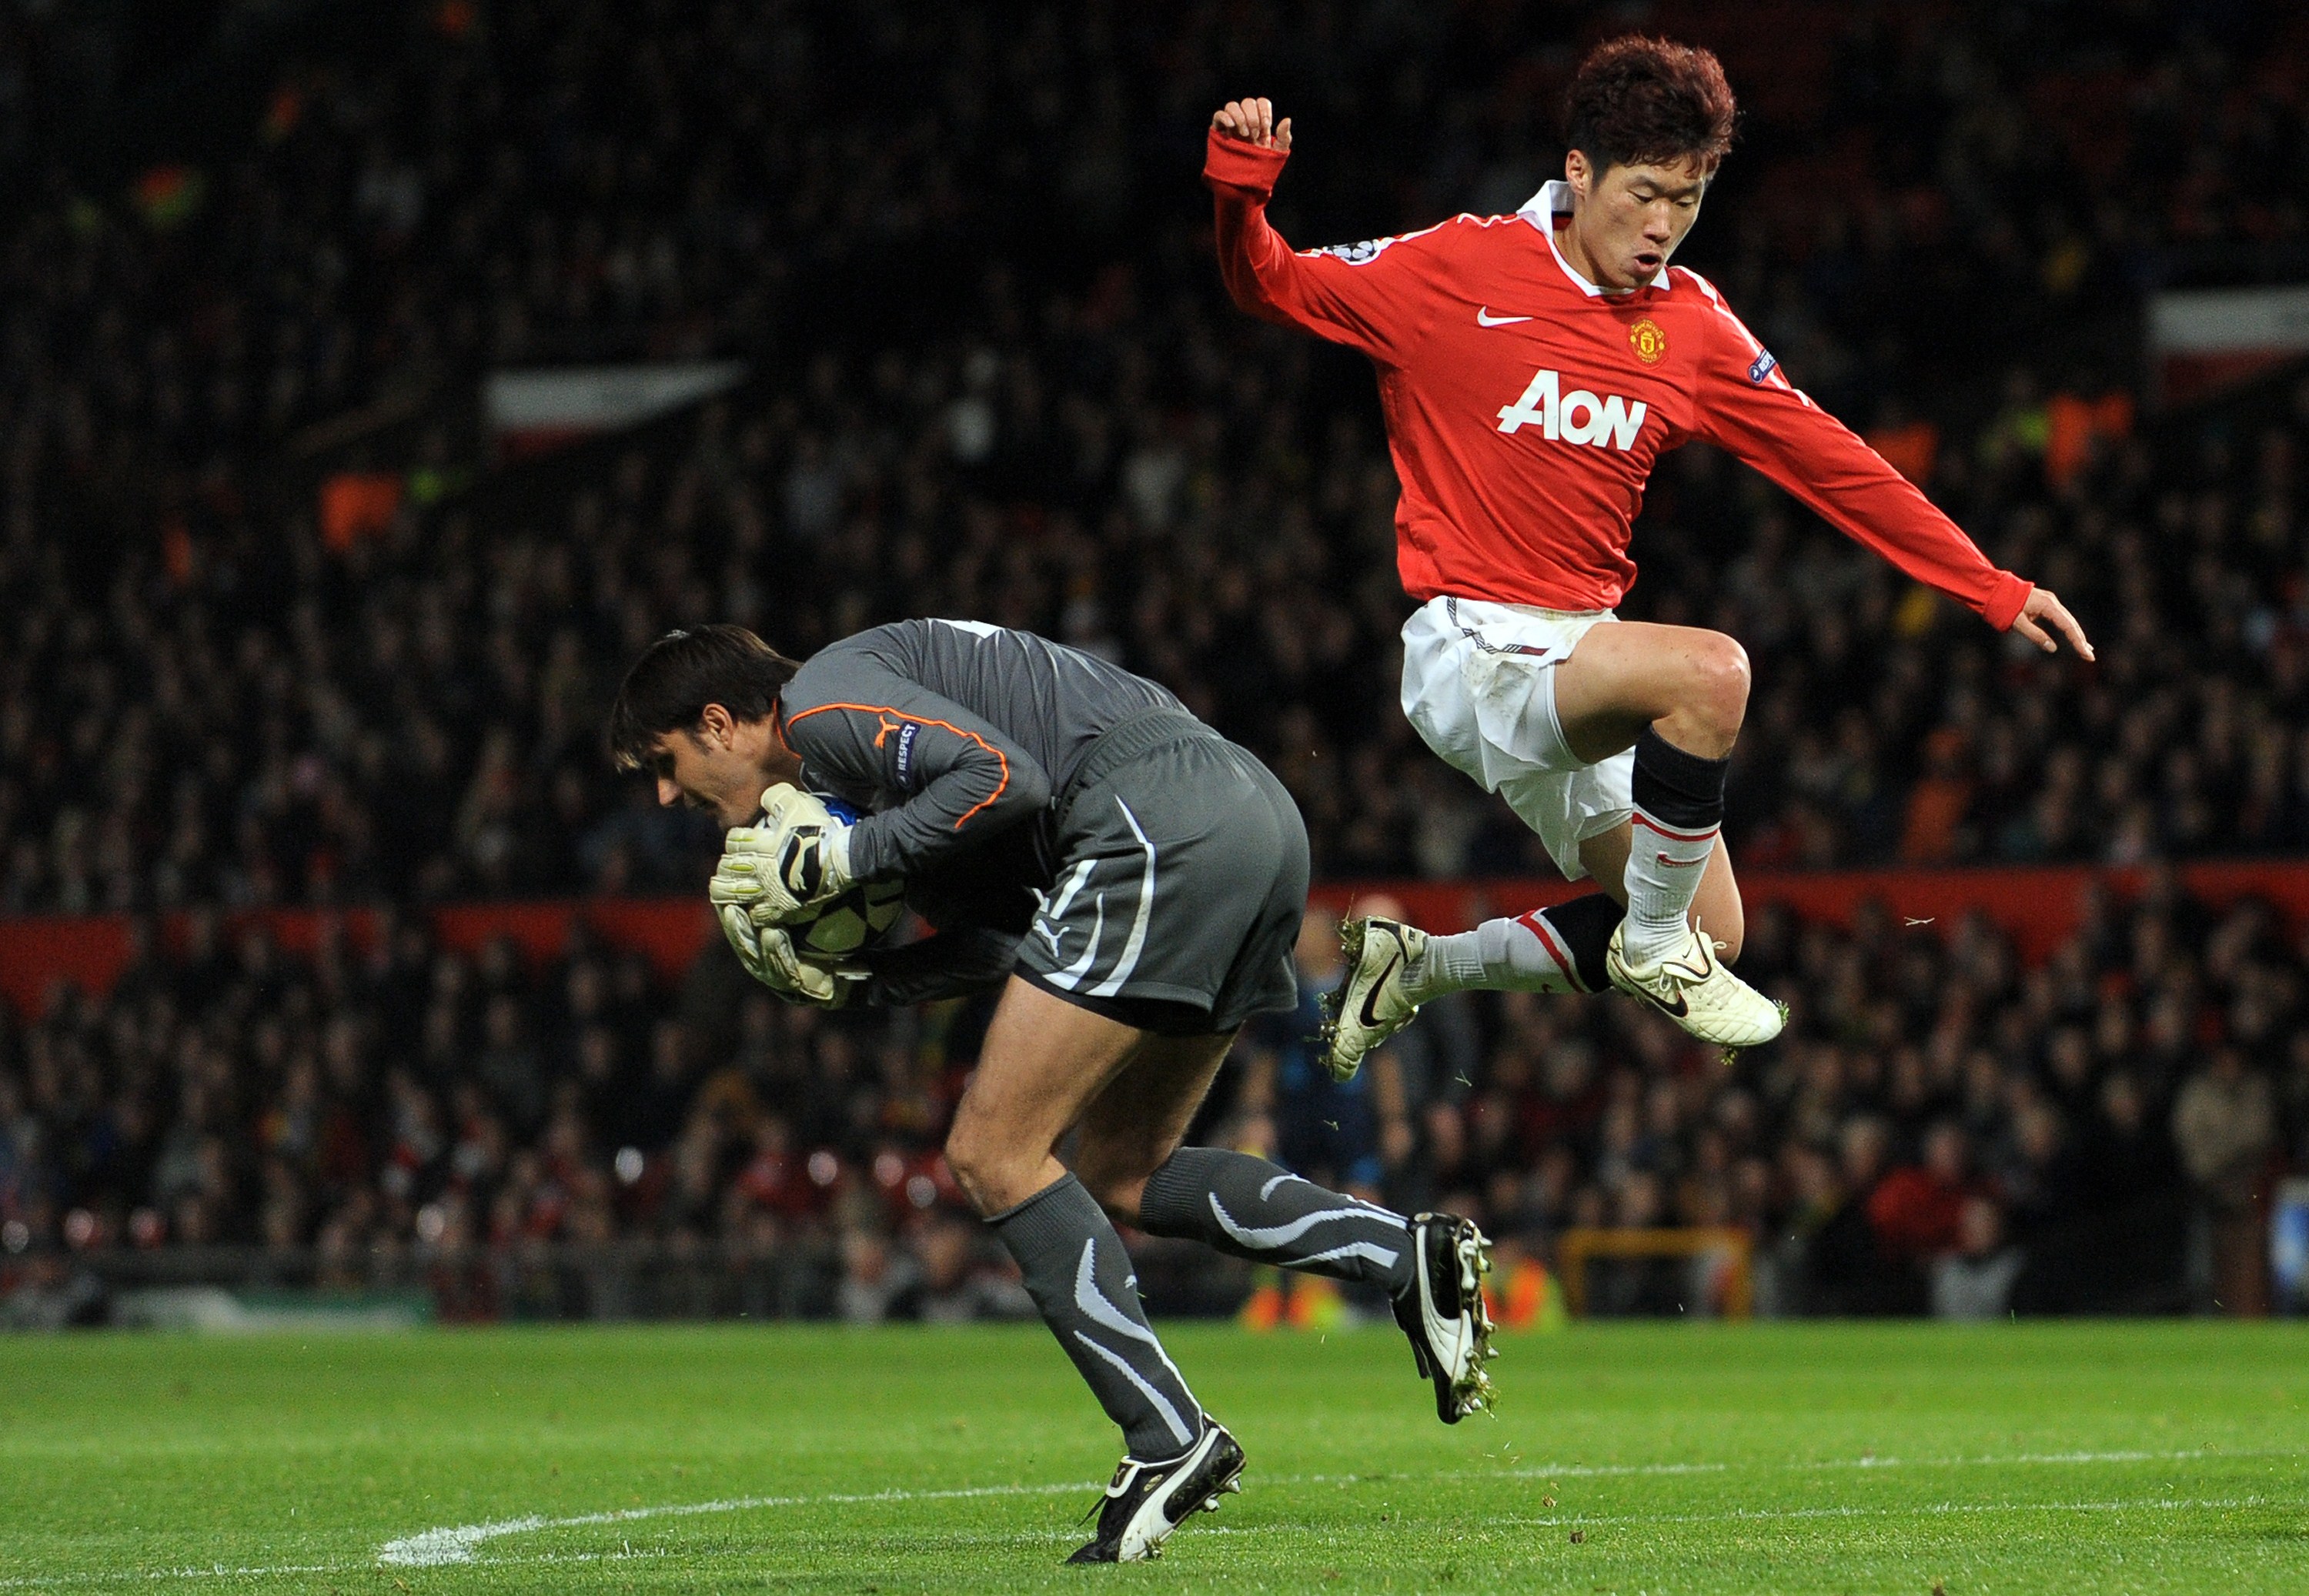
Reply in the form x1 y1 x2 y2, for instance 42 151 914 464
786 795 907 958
790 875 908 957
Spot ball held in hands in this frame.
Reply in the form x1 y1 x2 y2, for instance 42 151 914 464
716 902 855 1007
710 783 855 923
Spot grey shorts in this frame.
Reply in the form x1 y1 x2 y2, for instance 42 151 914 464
1015 711 1308 1035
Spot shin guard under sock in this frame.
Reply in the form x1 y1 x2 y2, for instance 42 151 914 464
1138 1147 1413 1296
991 1174 1204 1461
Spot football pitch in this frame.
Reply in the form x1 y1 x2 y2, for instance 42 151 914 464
2 1321 2304 1593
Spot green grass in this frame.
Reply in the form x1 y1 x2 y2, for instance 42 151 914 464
1 1321 2304 1593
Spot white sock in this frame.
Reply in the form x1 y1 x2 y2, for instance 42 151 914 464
1620 726 1730 967
1408 913 1580 1000
1620 813 1718 964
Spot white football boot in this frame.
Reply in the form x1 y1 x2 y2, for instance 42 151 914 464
1604 920 1786 1049
1320 917 1426 1082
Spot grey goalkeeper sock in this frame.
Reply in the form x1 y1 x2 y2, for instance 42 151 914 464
990 1173 1205 1462
1138 1147 1415 1296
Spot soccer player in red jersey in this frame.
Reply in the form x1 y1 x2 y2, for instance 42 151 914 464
1205 37 2093 1075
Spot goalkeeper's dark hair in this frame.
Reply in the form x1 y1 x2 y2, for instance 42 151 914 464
606 624 802 772
1563 35 1737 179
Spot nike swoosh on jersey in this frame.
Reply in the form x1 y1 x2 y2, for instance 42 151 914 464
1475 307 1532 326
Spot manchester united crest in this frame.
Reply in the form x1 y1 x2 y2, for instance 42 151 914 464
1629 318 1668 366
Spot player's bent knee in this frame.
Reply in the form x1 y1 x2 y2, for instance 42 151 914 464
942 1121 1039 1217
1686 633 1751 728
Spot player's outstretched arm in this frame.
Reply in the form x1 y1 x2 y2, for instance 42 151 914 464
1684 282 2084 644
1204 98 1429 361
2008 586 2095 659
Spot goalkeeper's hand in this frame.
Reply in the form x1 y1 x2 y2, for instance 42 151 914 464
715 905 859 1008
710 783 854 924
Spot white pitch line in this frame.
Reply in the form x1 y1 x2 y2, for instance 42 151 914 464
1506 1493 2267 1529
0 1564 348 1591
1191 1494 2266 1536
1493 1444 2247 1483
376 1477 1102 1566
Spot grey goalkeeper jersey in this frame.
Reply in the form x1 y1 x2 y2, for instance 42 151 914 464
776 619 1186 1002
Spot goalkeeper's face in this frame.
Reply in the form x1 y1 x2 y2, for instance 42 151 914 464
644 707 800 830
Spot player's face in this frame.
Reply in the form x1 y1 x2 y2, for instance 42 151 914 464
644 710 797 829
1567 152 1709 290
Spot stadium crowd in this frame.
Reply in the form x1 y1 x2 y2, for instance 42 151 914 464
5 3 2309 907
5 2 2309 1317
3 868 2305 1321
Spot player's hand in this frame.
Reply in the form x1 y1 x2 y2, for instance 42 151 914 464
1211 98 1292 152
710 784 854 922
716 907 854 1007
2009 586 2095 661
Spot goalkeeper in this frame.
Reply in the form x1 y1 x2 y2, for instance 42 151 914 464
606 621 1493 1564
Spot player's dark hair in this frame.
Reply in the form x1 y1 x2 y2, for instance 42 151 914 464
606 624 801 771
1563 35 1738 179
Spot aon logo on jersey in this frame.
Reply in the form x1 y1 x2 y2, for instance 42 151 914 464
1495 368 1647 449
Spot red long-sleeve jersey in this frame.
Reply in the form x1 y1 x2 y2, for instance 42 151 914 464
1206 131 2031 629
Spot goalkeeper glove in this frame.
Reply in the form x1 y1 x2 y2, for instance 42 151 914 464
710 783 855 923
715 905 859 1008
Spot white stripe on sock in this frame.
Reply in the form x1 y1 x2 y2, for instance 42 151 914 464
1289 1240 1402 1271
1072 1240 1201 1427
1209 1193 1407 1250
1073 1332 1196 1451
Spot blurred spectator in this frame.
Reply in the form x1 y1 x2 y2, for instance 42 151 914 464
1803 1116 1914 1314
837 1228 921 1327
1930 1196 2023 1321
2172 1047 2277 1314
1251 903 1388 1200
911 1212 1034 1324
1867 1120 1972 1262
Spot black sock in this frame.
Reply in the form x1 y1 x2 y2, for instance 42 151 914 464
1539 892 1622 993
1138 1147 1414 1295
990 1173 1205 1461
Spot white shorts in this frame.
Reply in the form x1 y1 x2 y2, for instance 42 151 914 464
1399 595 1633 882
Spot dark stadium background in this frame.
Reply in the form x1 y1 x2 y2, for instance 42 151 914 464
2 0 2307 1329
